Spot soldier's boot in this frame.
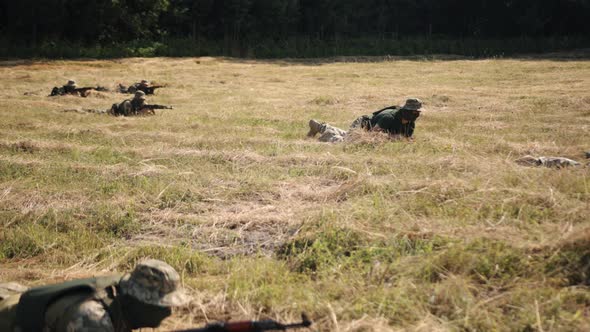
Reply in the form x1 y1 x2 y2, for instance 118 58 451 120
307 119 323 137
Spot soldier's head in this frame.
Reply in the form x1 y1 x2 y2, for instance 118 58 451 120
400 98 422 121
118 259 189 328
66 80 77 87
140 80 149 86
134 90 146 101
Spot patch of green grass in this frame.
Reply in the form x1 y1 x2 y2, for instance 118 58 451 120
278 222 447 273
417 239 533 285
114 245 215 276
0 206 141 261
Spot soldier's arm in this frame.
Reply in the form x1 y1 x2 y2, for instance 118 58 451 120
53 298 116 332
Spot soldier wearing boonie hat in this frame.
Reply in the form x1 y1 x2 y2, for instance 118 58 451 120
119 259 190 307
129 90 147 115
308 98 424 142
134 90 146 100
0 259 189 332
63 80 77 93
401 98 422 111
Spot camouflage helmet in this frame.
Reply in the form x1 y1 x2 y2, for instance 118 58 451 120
119 259 190 307
140 80 149 85
401 98 422 111
134 90 146 100
66 80 77 86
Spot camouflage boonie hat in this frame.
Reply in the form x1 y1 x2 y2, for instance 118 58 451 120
67 80 77 86
134 90 146 100
401 98 422 111
140 80 149 84
119 259 190 307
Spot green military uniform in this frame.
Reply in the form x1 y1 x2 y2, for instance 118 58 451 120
0 259 189 332
369 108 415 137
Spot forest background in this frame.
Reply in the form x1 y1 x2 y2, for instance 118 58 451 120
1 0 590 58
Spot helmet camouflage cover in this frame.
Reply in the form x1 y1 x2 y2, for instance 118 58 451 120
119 259 190 307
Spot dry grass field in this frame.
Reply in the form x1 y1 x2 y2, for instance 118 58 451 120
1 54 589 331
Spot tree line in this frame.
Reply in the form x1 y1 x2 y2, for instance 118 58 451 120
1 0 589 57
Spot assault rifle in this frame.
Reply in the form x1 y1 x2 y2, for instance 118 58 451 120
142 85 166 95
137 104 173 115
172 313 312 332
72 87 97 97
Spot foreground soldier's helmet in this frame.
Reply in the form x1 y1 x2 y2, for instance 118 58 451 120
134 90 146 100
140 80 149 85
401 98 422 111
67 80 77 86
119 259 190 307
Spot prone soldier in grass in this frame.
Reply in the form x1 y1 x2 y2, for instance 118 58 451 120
110 90 173 116
307 98 424 142
50 80 108 97
118 80 167 95
0 259 189 332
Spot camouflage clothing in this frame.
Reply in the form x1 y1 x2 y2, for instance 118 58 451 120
307 120 347 142
0 283 27 301
319 124 347 143
515 155 581 168
120 259 189 307
110 91 146 116
44 295 120 332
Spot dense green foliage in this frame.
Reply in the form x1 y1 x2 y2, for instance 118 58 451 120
1 0 589 58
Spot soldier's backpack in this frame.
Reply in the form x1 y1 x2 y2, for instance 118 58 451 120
14 275 122 332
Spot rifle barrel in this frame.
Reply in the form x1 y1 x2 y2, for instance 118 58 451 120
169 314 311 332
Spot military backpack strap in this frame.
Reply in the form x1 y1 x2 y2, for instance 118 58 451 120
371 105 398 117
95 279 131 332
